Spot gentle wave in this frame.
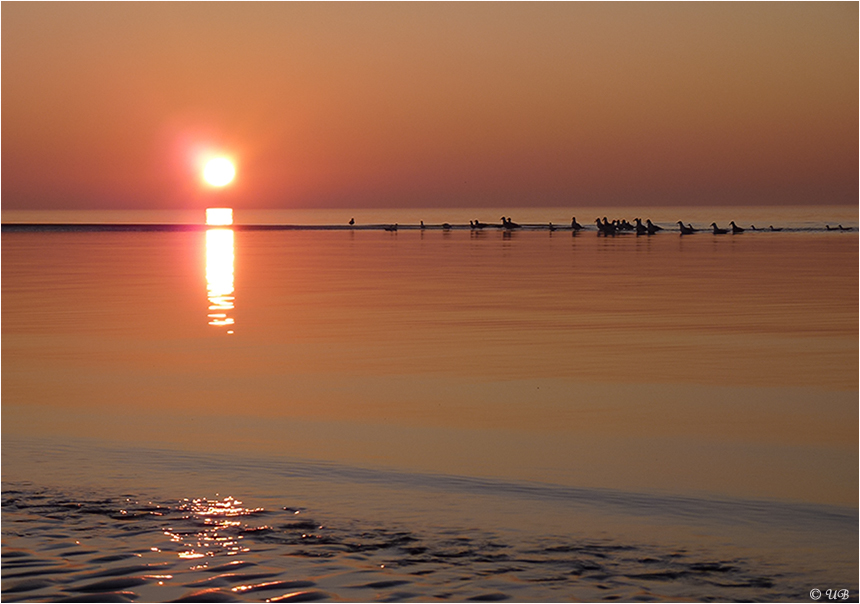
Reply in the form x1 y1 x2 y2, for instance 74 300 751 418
12 438 856 535
150 448 860 534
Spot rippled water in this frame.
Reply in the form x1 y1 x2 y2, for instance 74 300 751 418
2 485 824 603
3 207 858 602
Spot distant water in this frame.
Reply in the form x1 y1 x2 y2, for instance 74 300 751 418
2 204 858 231
3 207 857 602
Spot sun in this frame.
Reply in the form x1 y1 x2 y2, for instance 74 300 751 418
203 157 236 187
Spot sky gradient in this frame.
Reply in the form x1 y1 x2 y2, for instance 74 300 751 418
2 2 857 210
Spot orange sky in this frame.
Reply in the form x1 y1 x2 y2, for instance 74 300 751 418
2 3 857 210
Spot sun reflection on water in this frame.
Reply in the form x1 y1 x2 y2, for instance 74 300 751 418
205 207 233 226
206 228 235 330
164 496 262 561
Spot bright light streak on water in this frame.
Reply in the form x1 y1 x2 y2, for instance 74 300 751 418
206 228 235 328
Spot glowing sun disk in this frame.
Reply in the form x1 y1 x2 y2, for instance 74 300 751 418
204 158 235 187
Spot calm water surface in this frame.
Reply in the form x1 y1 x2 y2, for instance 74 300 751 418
3 208 857 602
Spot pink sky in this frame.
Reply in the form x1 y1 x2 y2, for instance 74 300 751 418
2 3 857 210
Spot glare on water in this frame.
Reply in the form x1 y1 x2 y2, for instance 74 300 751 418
206 228 235 329
205 207 233 226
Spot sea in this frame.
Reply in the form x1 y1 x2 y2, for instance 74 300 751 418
2 206 858 603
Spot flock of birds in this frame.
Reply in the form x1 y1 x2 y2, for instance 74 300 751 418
593 217 776 235
347 216 854 234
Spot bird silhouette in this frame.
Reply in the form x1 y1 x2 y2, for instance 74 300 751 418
711 223 728 234
730 221 744 234
597 218 617 235
677 221 695 235
348 217 355 226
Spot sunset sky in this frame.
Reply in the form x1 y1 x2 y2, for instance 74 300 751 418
2 2 857 210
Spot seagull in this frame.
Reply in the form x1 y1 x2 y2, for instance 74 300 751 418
646 219 663 234
730 221 744 234
839 225 851 231
711 223 728 234
571 217 583 231
502 217 521 229
633 218 648 236
420 220 425 229
769 225 782 231
473 219 488 229
384 223 398 232
549 222 556 231
348 217 355 226
677 221 695 235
